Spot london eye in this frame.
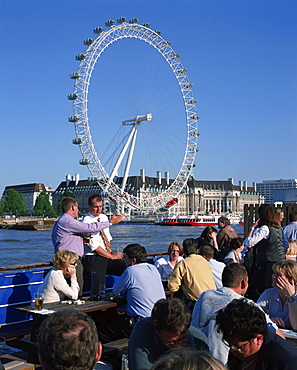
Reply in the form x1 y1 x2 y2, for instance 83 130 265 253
68 17 199 213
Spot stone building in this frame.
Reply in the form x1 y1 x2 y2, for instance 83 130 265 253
186 177 263 215
2 183 54 212
53 173 262 216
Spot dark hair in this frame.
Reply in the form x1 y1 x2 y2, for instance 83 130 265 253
167 241 183 255
62 197 77 213
151 349 227 370
38 309 98 370
218 216 230 226
222 263 247 288
200 226 217 241
230 237 243 250
123 244 147 263
183 238 199 256
257 204 280 228
289 211 297 222
216 298 268 342
88 194 102 205
198 246 214 259
152 298 191 334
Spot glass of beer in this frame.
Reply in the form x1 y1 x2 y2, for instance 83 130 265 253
34 292 44 310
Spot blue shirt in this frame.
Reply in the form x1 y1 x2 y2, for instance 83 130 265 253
257 288 292 329
113 263 165 318
283 222 297 243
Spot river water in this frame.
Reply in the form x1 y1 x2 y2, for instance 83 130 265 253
0 224 244 267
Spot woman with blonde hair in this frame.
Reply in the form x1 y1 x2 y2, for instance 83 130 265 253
286 240 297 262
257 260 297 330
40 248 79 303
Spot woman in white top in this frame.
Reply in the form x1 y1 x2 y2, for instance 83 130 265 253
154 242 184 279
40 248 79 303
224 237 244 265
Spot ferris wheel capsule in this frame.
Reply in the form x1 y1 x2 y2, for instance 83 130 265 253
79 159 90 165
105 19 115 27
70 72 80 79
117 16 126 24
84 38 94 45
93 27 104 34
72 138 82 145
75 53 86 61
129 18 139 24
67 93 78 100
68 115 79 122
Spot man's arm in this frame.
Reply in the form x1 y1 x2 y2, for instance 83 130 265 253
93 245 122 260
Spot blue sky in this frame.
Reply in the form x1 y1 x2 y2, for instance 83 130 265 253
1 0 296 197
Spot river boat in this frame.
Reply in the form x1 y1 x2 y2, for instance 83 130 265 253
0 219 56 231
156 214 242 226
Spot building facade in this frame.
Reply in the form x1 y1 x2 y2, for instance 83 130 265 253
53 173 263 216
2 183 54 212
256 179 297 204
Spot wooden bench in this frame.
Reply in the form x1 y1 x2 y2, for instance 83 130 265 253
0 353 35 370
102 338 129 355
0 328 31 343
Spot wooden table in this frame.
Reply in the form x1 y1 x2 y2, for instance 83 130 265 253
16 299 117 316
15 299 118 363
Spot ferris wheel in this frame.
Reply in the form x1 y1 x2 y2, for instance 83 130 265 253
68 17 199 212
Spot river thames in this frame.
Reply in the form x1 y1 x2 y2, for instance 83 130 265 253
0 224 244 267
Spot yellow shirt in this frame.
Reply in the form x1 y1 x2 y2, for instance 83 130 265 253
168 254 216 301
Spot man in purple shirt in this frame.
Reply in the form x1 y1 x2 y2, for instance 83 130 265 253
52 197 124 295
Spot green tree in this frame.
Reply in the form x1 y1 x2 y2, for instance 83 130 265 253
0 199 5 216
3 189 27 216
56 191 76 215
33 192 57 218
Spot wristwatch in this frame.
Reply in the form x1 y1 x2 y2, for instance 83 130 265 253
109 222 113 227
288 295 296 303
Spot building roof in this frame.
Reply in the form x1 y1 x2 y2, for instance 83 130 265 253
4 183 46 194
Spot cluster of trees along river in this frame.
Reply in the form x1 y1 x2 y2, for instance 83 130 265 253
0 189 77 218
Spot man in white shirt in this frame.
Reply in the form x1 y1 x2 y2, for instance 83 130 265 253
82 194 126 298
198 245 225 288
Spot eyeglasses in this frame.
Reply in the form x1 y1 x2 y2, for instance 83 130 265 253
223 339 253 353
70 261 77 266
159 331 189 348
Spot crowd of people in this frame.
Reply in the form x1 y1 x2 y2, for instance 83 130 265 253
34 197 297 370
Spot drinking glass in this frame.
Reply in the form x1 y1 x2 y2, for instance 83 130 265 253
34 292 44 310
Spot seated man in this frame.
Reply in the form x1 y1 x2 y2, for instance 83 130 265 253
168 238 216 310
191 263 283 365
216 298 297 370
38 309 103 370
198 245 225 288
99 244 166 343
128 298 209 370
